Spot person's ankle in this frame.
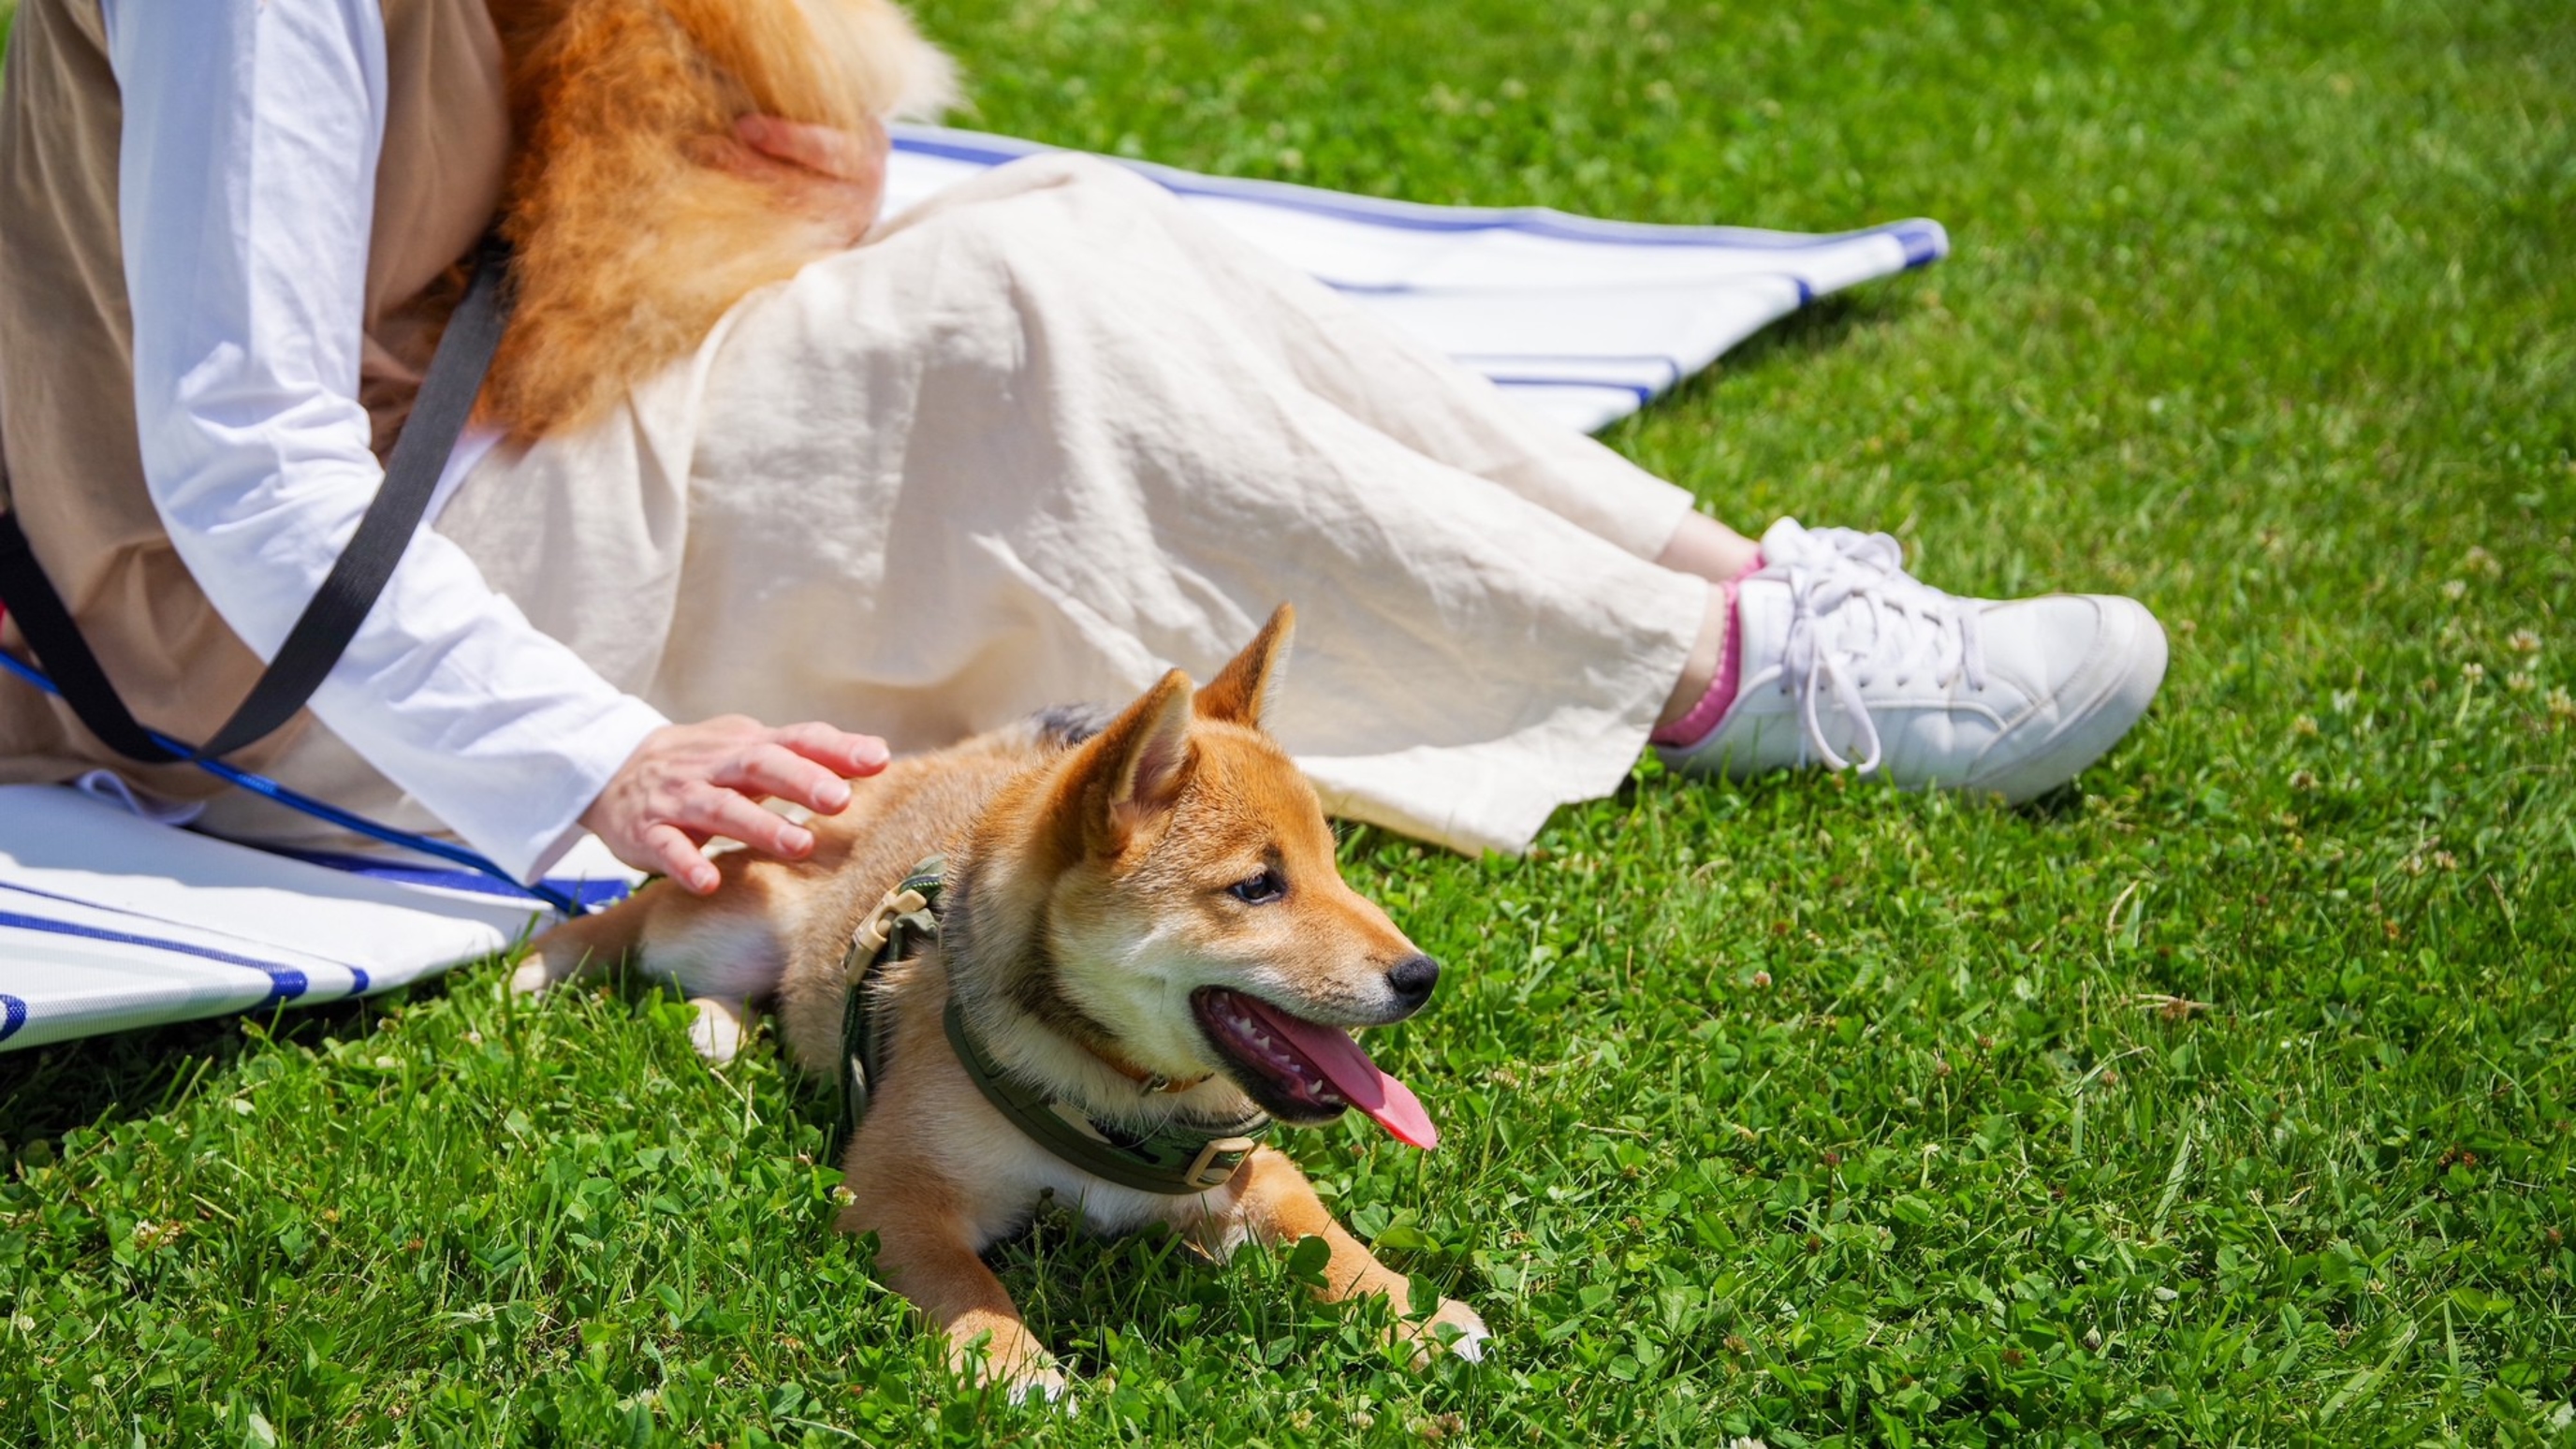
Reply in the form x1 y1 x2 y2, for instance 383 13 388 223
1655 513 1765 584
1651 577 1746 747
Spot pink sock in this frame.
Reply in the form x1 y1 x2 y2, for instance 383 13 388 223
1650 555 1760 749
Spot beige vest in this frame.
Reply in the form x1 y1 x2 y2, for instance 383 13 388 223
0 0 510 794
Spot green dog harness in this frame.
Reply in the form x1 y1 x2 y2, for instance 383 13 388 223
835 856 949 1135
837 857 1271 1194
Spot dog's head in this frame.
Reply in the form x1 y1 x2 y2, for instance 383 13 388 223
960 606 1441 1147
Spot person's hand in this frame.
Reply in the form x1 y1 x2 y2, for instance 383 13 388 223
716 113 893 246
581 716 890 894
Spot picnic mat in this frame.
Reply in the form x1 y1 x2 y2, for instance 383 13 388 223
0 125 1945 1052
884 124 1946 433
0 785 637 1051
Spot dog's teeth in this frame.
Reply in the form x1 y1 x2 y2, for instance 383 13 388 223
1204 990 1356 1110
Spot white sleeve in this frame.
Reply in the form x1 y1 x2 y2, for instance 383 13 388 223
104 0 666 882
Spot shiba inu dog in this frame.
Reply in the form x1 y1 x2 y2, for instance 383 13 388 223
520 607 1488 1398
486 0 956 440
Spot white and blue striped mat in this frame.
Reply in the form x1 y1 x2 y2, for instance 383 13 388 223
0 785 636 1051
0 124 1945 1052
885 124 1945 433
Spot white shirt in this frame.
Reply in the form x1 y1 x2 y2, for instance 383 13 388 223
103 0 667 882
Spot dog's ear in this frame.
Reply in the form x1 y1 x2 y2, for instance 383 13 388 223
1195 604 1295 728
1072 667 1198 849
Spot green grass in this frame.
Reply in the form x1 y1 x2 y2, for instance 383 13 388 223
7 0 2574 1442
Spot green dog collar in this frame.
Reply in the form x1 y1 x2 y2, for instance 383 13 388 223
835 855 1270 1195
943 998 1271 1196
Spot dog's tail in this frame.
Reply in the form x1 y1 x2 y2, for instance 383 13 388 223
665 0 959 130
519 885 661 993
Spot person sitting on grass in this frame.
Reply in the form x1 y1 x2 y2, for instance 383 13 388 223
0 0 2165 894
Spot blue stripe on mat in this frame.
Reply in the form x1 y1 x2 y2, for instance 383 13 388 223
0 995 23 1044
0 879 368 993
1324 273 1816 303
1453 352 1689 385
1486 375 1659 403
262 849 633 911
892 133 1950 256
0 911 310 1006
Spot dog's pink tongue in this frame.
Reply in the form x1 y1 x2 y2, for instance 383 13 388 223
1241 998 1439 1149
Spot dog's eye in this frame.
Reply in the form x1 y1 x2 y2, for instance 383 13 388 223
1228 869 1285 904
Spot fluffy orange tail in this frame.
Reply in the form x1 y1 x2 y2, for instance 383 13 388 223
482 0 954 441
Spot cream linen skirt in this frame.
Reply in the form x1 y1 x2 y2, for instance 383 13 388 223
199 154 1708 860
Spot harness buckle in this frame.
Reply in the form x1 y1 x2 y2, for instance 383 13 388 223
851 886 931 960
1183 1135 1259 1191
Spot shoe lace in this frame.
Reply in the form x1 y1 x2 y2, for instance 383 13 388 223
1765 527 1986 774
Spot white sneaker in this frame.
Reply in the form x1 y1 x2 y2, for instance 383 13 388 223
1660 519 2167 802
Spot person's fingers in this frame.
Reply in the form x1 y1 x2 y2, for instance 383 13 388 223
841 114 891 176
690 130 769 180
639 821 721 895
677 783 816 861
747 114 887 183
582 715 899 895
705 126 858 204
721 740 853 814
732 112 786 159
771 722 891 783
736 114 849 178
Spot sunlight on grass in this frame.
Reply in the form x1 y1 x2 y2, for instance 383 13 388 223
4 2 2571 1443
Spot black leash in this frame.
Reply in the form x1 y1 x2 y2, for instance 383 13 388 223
0 233 516 765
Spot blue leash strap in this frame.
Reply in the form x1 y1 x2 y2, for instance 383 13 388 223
0 233 579 915
0 648 585 917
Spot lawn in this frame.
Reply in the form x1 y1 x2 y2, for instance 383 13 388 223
5 0 2574 1443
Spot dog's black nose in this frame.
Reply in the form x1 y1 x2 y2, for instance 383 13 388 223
1385 954 1441 1009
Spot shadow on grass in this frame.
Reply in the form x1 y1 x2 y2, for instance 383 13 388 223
0 970 469 1149
1598 289 1906 442
1716 292 1896 376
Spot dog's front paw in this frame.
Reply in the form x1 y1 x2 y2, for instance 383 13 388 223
1005 1365 1071 1407
949 1327 1070 1409
685 996 750 1064
508 955 562 997
1399 1297 1491 1367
